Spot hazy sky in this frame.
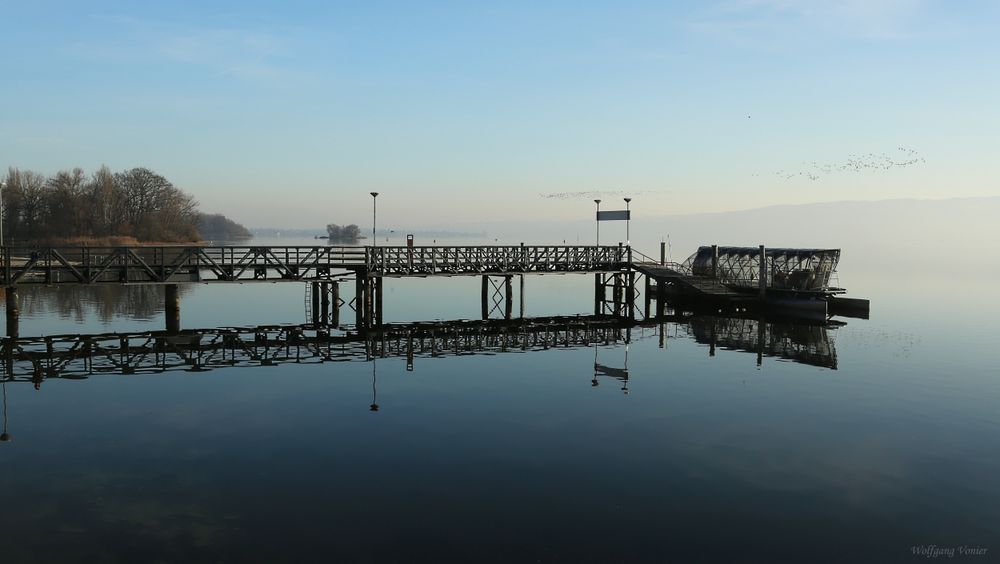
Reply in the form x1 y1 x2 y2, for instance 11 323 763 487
2 1 998 228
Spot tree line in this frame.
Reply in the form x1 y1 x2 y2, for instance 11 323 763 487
199 213 252 241
326 223 361 242
2 166 248 244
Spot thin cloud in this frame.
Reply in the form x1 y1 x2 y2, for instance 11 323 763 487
74 13 307 83
689 0 929 45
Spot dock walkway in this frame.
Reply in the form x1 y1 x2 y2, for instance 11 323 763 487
631 261 744 300
0 244 629 286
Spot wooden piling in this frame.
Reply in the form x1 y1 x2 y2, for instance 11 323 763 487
331 281 340 327
644 275 651 319
5 287 18 338
594 273 604 315
164 284 180 334
374 277 383 326
504 275 513 320
613 273 622 317
320 282 330 325
519 274 525 318
311 282 320 325
481 275 489 319
626 271 635 320
355 273 366 330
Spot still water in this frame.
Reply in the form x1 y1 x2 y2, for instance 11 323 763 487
1 241 998 563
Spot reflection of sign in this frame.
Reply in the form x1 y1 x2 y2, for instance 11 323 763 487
594 363 629 380
597 210 630 221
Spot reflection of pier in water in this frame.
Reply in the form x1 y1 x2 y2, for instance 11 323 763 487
669 315 840 369
0 313 842 386
0 314 843 438
0 316 632 383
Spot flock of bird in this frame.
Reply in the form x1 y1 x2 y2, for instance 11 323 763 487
538 148 927 196
541 189 649 200
760 147 927 181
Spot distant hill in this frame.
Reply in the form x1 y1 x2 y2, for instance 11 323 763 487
635 197 1000 275
462 197 1000 277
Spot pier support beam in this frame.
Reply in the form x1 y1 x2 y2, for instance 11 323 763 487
481 275 514 320
504 275 513 320
320 282 330 325
656 278 667 319
519 274 525 318
164 284 180 334
711 245 719 280
374 277 383 326
644 275 651 319
594 272 632 319
613 273 622 316
5 287 19 338
311 282 321 325
594 274 604 315
625 271 636 320
331 281 341 327
481 276 489 319
355 273 366 331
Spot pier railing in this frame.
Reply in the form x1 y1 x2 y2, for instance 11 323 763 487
0 245 368 285
365 245 629 276
0 244 631 285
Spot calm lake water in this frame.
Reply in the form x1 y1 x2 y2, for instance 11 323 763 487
1 239 998 563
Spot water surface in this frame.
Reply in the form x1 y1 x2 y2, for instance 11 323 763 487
1 240 998 563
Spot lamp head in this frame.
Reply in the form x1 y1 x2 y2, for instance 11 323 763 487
624 197 631 203
370 192 379 198
594 199 601 205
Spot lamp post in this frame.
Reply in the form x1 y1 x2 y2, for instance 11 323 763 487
0 180 6 248
624 197 631 246
370 192 379 246
594 199 601 246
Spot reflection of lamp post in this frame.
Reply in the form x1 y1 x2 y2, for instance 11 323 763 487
1 376 11 442
594 199 601 246
369 359 379 411
592 346 599 387
370 192 379 246
622 340 630 395
624 197 631 246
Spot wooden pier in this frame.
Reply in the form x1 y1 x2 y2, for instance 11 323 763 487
0 242 867 337
0 244 632 336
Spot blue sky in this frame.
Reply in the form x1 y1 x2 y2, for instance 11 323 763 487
2 1 998 228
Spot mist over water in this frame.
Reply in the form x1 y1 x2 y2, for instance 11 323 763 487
1 219 998 563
